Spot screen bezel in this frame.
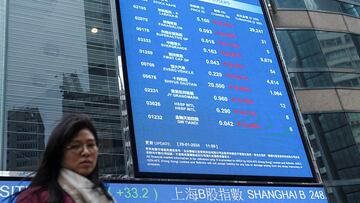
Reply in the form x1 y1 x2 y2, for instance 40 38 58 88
115 0 318 183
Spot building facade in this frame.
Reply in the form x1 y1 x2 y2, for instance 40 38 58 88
0 0 127 176
270 0 360 202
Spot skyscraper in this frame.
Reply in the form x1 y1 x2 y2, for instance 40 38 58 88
7 107 44 171
0 0 125 175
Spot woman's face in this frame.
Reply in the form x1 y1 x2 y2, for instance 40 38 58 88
62 128 98 177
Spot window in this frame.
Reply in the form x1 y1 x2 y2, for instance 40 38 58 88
304 0 341 12
332 73 360 88
289 72 333 88
341 2 360 17
276 30 360 70
299 113 360 201
273 0 306 9
274 0 360 19
276 30 328 69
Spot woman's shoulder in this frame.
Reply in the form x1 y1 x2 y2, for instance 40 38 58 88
16 186 74 203
16 187 47 203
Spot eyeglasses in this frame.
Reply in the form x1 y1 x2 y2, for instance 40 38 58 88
66 143 98 154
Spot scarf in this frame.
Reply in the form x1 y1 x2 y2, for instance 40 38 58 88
58 168 115 203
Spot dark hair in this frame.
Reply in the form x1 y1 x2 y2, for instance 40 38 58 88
14 113 112 203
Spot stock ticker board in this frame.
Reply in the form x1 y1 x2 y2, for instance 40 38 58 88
0 181 328 202
117 0 314 179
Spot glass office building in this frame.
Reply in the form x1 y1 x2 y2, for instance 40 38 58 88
0 0 127 175
270 0 360 202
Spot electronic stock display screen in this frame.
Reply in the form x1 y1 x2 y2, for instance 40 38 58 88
117 0 314 180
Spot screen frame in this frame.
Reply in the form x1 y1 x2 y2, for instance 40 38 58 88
115 0 318 183
0 176 324 188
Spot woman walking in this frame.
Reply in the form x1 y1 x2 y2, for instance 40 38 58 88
14 114 115 203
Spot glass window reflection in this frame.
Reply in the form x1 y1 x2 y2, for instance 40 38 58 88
277 30 360 71
274 0 360 19
347 113 360 145
317 113 348 132
345 0 360 3
332 145 360 170
332 72 360 88
273 0 306 9
289 72 333 88
316 31 360 70
276 30 327 69
303 113 360 202
341 2 360 17
324 126 355 152
304 0 341 12
5 0 126 175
